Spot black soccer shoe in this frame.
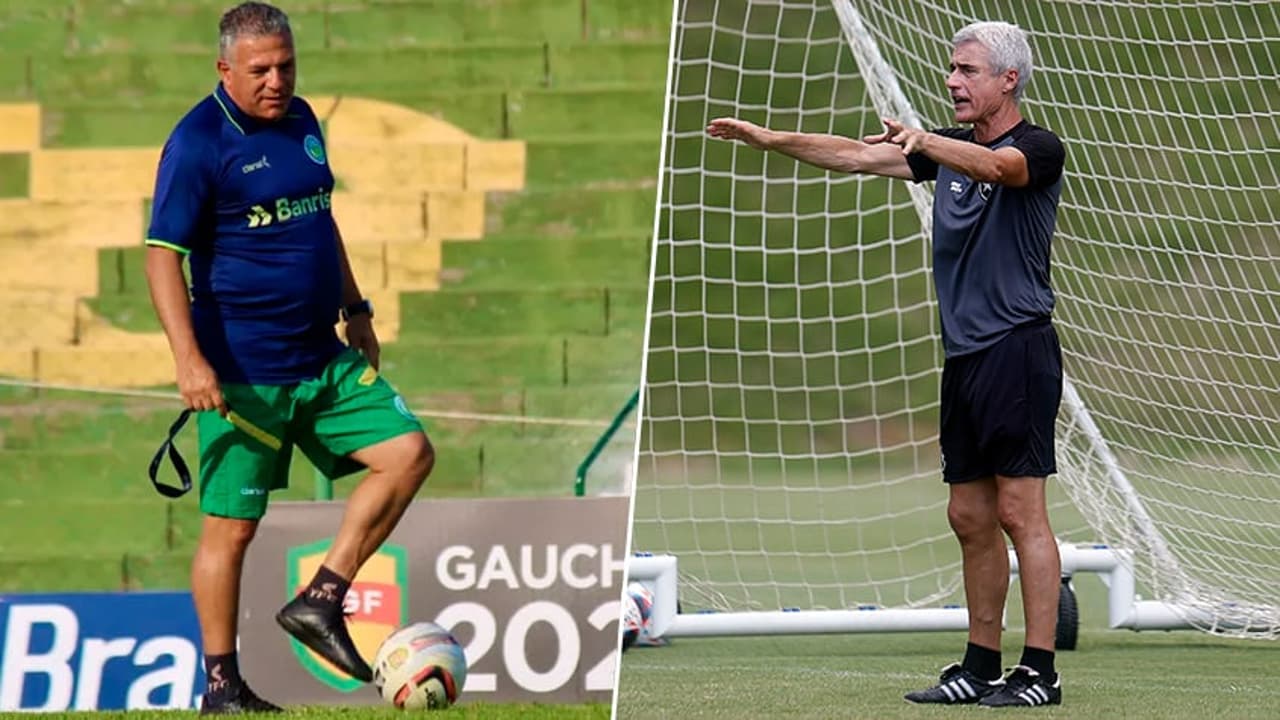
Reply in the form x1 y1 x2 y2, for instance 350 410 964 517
978 665 1062 707
903 662 1004 704
275 594 374 682
199 684 283 715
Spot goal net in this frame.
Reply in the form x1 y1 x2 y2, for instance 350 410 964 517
634 0 1280 638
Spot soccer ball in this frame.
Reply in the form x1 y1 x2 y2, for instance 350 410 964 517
621 591 642 651
620 581 655 652
373 622 467 710
628 581 654 626
627 581 658 646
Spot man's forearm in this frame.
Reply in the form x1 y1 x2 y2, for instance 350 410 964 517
144 247 202 362
764 130 864 173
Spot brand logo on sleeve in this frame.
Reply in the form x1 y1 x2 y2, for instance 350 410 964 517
303 134 326 165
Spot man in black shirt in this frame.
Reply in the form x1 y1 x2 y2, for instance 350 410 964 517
706 20 1065 708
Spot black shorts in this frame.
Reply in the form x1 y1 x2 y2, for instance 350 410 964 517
939 319 1062 483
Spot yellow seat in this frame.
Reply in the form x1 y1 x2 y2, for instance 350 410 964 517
331 192 427 243
0 198 144 248
29 148 159 201
0 103 40 152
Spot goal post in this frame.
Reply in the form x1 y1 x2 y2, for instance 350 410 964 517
632 0 1280 640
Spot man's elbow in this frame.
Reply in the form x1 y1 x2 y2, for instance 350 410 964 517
986 157 1029 187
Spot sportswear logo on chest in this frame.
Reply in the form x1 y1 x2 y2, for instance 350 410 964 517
949 180 963 194
241 154 271 174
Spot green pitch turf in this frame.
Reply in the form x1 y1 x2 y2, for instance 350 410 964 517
616 630 1280 719
18 703 609 719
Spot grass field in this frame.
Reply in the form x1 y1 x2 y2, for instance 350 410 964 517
20 703 608 719
621 0 1279 717
616 629 1280 719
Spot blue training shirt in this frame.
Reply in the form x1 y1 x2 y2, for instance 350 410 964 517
906 120 1065 357
147 83 345 384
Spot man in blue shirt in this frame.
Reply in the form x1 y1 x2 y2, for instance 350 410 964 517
145 2 433 713
707 21 1065 708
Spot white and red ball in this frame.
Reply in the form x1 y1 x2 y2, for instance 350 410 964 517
621 581 656 651
621 591 642 651
373 622 468 710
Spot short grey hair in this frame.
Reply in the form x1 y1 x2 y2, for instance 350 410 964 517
219 2 292 58
952 21 1033 101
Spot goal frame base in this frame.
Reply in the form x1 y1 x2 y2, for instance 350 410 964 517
627 543 1210 640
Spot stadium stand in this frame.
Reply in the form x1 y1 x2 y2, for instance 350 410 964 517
0 0 666 590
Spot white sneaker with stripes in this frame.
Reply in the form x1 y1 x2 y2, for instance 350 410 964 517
903 662 1004 704
978 665 1063 707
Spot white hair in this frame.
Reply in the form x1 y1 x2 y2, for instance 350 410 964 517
952 21 1033 101
219 2 292 59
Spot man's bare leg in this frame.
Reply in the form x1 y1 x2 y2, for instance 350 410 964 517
276 431 434 682
192 516 257 656
324 431 435 577
997 474 1060 677
949 478 1008 655
903 478 1008 703
192 517 280 712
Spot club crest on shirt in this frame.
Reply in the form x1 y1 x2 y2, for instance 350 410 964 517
304 134 326 165
978 181 994 201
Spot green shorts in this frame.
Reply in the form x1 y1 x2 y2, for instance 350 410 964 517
197 348 423 519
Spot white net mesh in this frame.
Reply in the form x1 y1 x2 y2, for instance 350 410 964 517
635 0 1280 638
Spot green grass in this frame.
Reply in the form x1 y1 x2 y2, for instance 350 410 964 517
15 703 609 719
0 152 27 195
0 0 671 53
507 87 664 138
399 288 617 337
443 234 652 290
487 186 659 237
549 42 670 87
616 630 1280 719
527 136 660 186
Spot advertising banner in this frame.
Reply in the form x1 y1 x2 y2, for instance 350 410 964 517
240 495 629 706
0 592 204 711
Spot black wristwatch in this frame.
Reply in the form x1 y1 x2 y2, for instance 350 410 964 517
341 299 374 321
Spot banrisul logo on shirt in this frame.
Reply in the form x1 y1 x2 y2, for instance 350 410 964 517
304 134 326 165
245 186 333 228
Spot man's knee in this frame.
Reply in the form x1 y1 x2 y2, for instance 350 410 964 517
406 432 435 483
947 497 998 540
200 515 259 550
996 496 1048 538
358 431 434 486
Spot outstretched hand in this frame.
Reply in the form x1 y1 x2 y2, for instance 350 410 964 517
706 117 773 150
865 118 928 155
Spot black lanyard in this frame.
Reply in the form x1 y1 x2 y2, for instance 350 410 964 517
149 409 193 498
